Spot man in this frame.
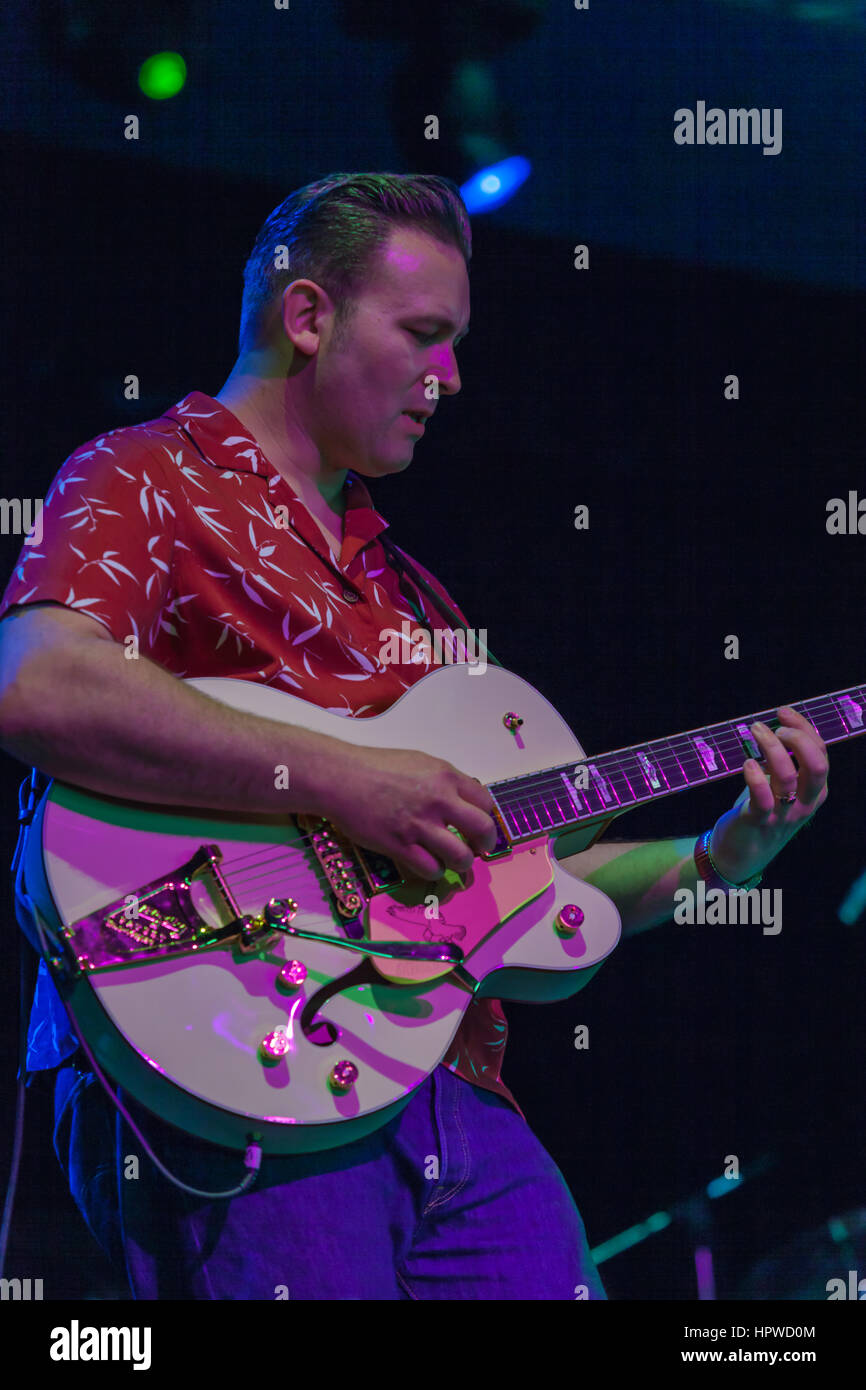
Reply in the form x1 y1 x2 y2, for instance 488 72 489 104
0 172 828 1300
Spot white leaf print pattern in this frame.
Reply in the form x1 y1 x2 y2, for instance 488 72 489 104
0 392 516 1108
192 505 239 550
81 551 140 586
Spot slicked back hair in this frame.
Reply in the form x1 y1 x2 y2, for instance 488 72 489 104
238 171 472 354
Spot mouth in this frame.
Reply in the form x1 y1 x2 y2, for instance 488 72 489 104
402 411 426 432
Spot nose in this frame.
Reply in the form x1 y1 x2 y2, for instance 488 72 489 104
430 343 462 396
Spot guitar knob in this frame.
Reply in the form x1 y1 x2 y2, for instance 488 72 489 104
277 960 307 992
555 904 585 937
264 897 298 925
259 1029 291 1062
328 1060 359 1094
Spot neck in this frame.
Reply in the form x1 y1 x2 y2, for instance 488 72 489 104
216 357 347 512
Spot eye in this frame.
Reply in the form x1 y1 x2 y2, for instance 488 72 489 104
410 329 437 345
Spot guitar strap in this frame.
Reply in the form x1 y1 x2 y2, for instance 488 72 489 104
380 534 503 671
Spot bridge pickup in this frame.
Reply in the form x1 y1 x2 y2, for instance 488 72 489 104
353 845 402 893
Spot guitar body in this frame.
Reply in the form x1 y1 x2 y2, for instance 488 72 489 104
26 664 621 1154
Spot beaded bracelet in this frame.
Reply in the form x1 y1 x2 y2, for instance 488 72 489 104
694 828 763 893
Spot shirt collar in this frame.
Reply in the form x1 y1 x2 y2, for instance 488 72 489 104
162 390 391 562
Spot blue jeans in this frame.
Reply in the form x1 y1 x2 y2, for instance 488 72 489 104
53 1059 606 1300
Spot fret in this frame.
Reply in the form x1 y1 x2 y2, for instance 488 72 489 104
611 750 652 803
597 756 635 807
560 771 590 820
509 803 531 835
567 766 609 818
586 760 623 809
806 697 844 741
669 735 713 786
656 738 689 789
716 723 745 770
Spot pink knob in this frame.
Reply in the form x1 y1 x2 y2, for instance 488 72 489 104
259 1029 291 1061
328 1060 359 1094
555 904 585 937
277 960 307 990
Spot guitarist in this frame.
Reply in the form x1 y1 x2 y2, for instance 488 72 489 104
0 172 829 1300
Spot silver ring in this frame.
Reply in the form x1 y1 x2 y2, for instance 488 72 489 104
776 792 797 805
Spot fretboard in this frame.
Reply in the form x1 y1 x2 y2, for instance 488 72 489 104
488 683 866 841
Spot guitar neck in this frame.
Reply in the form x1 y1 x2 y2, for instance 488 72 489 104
488 683 866 841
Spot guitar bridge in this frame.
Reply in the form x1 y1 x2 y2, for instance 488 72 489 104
295 814 370 916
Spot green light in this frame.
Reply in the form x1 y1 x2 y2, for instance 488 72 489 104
591 1209 672 1264
138 52 187 101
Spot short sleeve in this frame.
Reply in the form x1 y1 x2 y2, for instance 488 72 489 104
0 433 177 651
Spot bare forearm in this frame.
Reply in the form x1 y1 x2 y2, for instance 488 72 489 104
0 638 348 816
558 836 701 934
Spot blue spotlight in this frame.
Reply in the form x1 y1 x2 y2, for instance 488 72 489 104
460 156 531 213
706 1173 742 1199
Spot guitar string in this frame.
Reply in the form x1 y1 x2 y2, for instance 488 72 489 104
249 693 858 838
175 693 862 899
491 695 861 810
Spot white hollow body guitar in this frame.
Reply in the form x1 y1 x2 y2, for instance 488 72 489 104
25 664 866 1154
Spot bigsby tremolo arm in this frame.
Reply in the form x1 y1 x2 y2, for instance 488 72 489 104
242 897 463 965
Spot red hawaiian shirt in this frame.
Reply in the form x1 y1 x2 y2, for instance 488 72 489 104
0 391 524 1120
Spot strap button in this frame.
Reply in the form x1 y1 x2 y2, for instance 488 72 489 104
342 589 360 603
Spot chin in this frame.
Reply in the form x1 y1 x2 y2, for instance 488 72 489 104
359 454 414 476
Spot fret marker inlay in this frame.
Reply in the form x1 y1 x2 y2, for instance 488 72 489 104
638 752 661 790
695 737 717 773
840 695 863 729
588 763 615 805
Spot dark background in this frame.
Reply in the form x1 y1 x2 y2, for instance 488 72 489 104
1 0 864 1301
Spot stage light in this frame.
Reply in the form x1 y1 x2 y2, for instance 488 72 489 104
38 0 193 104
461 156 532 213
138 52 187 101
706 1172 742 1199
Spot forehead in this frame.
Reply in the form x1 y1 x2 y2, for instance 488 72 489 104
364 226 470 321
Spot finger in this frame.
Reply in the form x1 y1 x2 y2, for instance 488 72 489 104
452 781 500 855
774 725 829 805
742 756 776 818
776 705 827 755
462 773 500 820
750 721 799 803
394 847 448 882
431 824 482 874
